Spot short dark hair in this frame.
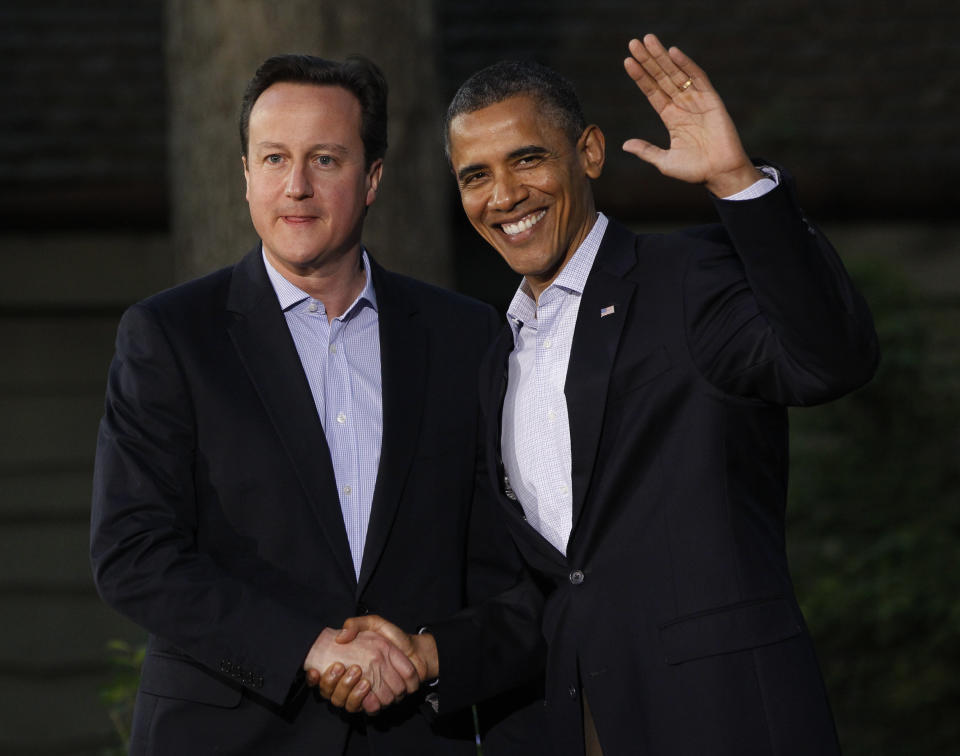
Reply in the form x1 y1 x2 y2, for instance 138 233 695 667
443 60 586 158
239 54 388 168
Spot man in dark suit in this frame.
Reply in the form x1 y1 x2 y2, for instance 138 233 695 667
336 34 878 755
90 54 543 755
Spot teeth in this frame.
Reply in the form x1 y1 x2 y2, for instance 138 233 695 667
501 210 545 236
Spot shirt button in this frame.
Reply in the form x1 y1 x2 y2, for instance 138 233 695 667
329 344 337 354
343 485 352 495
543 338 552 349
569 570 584 585
548 410 556 421
308 302 318 313
559 484 568 495
336 412 346 424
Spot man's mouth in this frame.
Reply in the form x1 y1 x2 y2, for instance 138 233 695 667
500 210 546 236
281 215 316 224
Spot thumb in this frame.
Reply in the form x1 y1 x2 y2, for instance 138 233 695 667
622 138 666 169
337 616 369 643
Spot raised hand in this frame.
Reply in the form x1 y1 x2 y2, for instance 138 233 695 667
303 627 419 714
622 33 763 197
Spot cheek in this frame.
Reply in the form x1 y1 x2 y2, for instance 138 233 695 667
460 194 486 224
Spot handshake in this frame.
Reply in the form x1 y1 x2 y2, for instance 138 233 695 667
303 615 439 714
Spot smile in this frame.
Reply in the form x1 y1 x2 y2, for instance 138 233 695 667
500 210 546 236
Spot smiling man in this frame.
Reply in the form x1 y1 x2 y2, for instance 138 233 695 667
440 35 879 755
90 54 544 755
342 35 880 756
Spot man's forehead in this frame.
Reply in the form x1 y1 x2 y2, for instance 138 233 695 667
449 95 563 157
251 82 361 119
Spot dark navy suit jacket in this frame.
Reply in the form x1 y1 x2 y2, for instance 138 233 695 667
91 249 545 755
435 170 878 756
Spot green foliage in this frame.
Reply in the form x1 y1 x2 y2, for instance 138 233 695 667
99 638 146 754
788 259 960 754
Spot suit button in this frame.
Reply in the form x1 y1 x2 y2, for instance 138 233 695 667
356 602 369 615
568 685 577 699
569 570 584 585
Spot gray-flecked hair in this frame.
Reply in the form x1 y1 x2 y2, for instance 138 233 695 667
443 60 586 159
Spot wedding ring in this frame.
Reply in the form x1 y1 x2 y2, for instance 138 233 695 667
678 78 693 91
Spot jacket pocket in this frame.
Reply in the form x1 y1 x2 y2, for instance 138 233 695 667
659 597 803 665
139 652 243 707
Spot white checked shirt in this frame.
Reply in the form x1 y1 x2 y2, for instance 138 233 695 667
501 213 609 554
501 168 780 555
263 250 382 578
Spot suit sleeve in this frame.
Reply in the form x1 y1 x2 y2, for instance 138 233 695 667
686 166 879 404
90 303 321 705
425 485 547 714
424 309 547 715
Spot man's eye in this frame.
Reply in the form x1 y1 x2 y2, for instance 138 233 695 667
316 155 334 166
461 172 485 187
517 155 541 167
266 155 283 165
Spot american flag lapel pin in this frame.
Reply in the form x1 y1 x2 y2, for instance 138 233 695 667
600 304 616 318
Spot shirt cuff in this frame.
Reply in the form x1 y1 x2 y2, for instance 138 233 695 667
722 165 780 201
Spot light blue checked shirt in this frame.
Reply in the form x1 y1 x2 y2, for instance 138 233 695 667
263 250 382 578
502 169 779 555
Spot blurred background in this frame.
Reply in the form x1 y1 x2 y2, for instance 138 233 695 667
1 1 957 753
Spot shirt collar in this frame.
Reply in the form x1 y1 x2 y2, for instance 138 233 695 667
262 247 378 317
505 212 609 334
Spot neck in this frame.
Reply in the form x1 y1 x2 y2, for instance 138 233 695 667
270 247 367 321
525 209 598 303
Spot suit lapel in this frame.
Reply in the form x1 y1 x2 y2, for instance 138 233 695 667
226 248 357 588
565 220 638 542
356 262 427 595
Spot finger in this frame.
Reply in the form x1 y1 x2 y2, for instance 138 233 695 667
387 644 421 694
633 35 695 97
667 45 713 92
376 657 409 701
628 35 678 95
337 616 372 643
315 662 345 696
623 55 671 114
361 691 382 716
329 665 363 708
343 678 372 714
622 138 667 170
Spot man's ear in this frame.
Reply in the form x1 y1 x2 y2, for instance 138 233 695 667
366 158 384 207
578 125 605 179
242 155 250 201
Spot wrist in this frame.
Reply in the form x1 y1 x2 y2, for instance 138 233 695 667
705 163 764 198
412 632 439 681
303 627 337 670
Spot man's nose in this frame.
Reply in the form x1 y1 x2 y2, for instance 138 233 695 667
284 163 314 199
489 172 526 211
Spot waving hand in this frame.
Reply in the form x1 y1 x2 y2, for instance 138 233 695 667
622 34 763 197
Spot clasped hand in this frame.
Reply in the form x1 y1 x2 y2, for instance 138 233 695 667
303 615 438 715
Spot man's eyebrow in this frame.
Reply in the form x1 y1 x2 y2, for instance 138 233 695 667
456 162 487 182
253 141 351 154
456 145 549 182
507 145 549 160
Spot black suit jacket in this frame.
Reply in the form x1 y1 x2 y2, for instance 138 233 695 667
90 248 544 755
462 173 878 755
